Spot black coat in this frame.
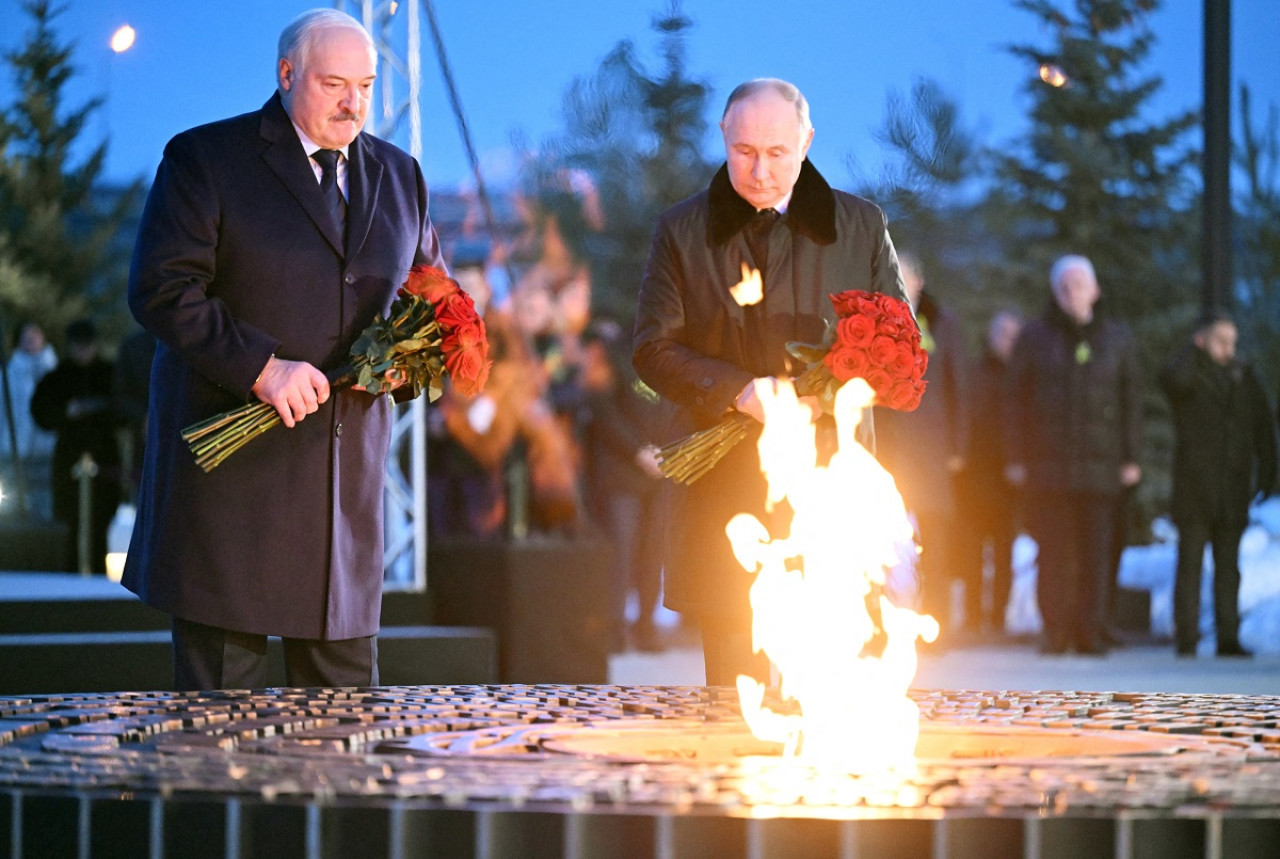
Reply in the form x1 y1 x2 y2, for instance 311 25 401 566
30 357 123 524
956 348 1015 504
1005 303 1141 494
874 291 968 515
124 94 443 640
1161 344 1277 527
633 160 908 617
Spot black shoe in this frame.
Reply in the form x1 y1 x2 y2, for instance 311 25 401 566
1175 646 1196 659
1217 645 1253 659
1040 635 1069 655
1075 637 1109 657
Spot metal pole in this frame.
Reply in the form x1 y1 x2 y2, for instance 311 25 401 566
73 452 97 574
1203 0 1232 312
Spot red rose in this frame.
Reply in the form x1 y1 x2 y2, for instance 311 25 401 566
864 367 893 398
829 290 863 317
869 334 900 365
446 319 487 352
836 313 877 349
433 290 479 331
887 343 918 377
445 343 491 397
824 344 871 381
883 378 926 411
401 265 458 303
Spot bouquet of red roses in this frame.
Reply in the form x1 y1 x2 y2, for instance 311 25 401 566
182 265 490 473
656 290 926 484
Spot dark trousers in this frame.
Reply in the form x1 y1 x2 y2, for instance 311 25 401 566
1028 491 1117 649
914 510 954 632
699 614 770 688
952 490 1017 633
602 491 663 635
1173 516 1245 653
171 616 379 691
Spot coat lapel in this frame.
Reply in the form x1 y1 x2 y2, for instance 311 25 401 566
345 134 382 261
257 94 346 256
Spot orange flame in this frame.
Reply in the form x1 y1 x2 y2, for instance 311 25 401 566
729 263 763 306
728 377 938 773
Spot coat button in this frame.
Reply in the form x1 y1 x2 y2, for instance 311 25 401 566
335 423 343 437
344 273 355 285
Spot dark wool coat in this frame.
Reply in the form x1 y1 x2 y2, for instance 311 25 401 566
956 348 1016 506
124 94 443 640
633 160 908 619
1161 344 1277 528
1004 302 1141 495
874 291 969 516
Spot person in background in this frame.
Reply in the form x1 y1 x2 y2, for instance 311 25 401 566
952 309 1023 639
874 251 968 641
1161 309 1277 658
1005 255 1141 656
577 319 666 652
633 78 908 686
29 318 122 572
124 8 444 690
1 321 59 512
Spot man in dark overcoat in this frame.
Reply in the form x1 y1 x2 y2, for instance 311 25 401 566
125 8 443 690
633 78 908 686
1004 255 1142 656
1161 310 1277 657
874 252 969 638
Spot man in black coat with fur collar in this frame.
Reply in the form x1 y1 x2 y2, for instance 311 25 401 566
633 78 909 686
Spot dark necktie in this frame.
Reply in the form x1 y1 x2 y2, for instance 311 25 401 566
745 207 778 272
742 208 777 374
313 148 347 236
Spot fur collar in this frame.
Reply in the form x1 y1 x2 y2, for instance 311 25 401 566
707 159 838 247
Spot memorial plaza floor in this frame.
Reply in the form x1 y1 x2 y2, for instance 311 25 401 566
609 626 1280 696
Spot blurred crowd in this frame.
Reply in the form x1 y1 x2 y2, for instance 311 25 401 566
4 188 1275 661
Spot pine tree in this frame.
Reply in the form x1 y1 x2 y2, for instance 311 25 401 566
522 1 714 327
995 0 1198 320
0 0 141 341
1236 84 1280 392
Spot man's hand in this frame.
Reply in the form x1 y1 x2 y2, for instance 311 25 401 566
636 444 664 479
1120 462 1142 488
734 378 821 423
252 355 329 428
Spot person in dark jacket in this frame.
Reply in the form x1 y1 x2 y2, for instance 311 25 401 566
577 321 666 652
633 78 908 686
1161 310 1277 658
30 318 122 573
1005 255 1142 655
125 9 444 690
874 251 968 640
953 309 1023 638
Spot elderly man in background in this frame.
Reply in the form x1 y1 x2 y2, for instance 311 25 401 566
1161 310 1276 658
633 78 908 686
1004 255 1141 656
126 8 444 690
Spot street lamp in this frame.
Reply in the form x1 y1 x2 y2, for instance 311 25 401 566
110 24 136 54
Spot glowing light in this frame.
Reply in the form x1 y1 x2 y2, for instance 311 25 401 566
110 25 136 54
1038 63 1068 88
729 262 763 307
728 377 938 773
105 553 126 583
